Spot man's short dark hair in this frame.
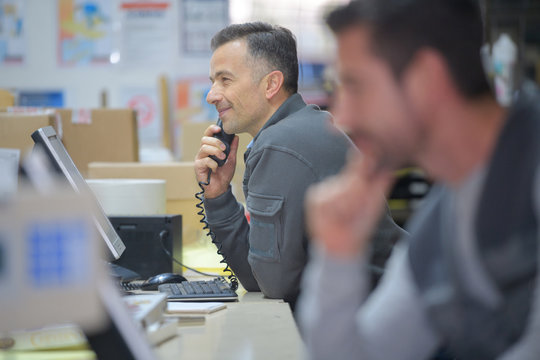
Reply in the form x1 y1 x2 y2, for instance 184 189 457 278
326 0 491 98
211 22 299 94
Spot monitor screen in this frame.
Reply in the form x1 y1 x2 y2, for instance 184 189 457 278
31 126 126 260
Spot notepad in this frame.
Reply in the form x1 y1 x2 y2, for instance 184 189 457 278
166 302 226 315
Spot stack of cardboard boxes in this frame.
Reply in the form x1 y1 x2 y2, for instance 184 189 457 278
0 108 138 175
57 109 139 177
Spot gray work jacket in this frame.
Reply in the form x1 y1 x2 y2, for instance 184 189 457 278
205 93 402 305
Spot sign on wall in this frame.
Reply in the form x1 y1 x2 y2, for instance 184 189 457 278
118 1 174 66
0 0 25 65
181 0 228 54
57 0 114 66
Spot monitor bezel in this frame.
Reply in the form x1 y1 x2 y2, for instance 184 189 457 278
31 126 126 260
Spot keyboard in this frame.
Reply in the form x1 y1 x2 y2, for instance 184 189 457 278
158 278 238 302
120 277 238 302
121 281 146 292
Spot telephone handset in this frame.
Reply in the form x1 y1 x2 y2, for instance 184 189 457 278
194 118 239 291
209 118 235 167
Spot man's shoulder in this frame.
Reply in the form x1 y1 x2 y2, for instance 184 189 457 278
255 104 345 149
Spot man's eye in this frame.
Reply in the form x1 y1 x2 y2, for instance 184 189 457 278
342 80 362 94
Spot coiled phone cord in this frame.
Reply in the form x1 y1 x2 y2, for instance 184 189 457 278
195 171 239 291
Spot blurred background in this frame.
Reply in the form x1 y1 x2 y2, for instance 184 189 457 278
0 0 539 229
0 0 538 158
0 0 349 161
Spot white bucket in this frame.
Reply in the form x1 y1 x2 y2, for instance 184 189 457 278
86 179 166 216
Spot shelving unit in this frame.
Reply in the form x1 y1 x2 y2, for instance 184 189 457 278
481 0 540 89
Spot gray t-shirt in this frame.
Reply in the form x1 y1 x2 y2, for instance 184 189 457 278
298 166 540 360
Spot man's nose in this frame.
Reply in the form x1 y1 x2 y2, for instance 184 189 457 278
206 86 222 105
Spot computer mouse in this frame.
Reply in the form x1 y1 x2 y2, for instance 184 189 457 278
140 273 187 291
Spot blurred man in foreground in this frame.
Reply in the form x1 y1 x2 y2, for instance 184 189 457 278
298 0 540 359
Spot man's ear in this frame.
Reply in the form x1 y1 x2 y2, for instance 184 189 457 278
403 49 457 115
264 70 285 99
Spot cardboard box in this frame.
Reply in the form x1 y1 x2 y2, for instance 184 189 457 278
87 162 205 246
0 89 15 107
181 121 212 162
57 109 139 176
87 162 199 198
181 121 252 160
0 113 57 156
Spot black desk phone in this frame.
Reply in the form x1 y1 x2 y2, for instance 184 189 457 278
209 118 235 167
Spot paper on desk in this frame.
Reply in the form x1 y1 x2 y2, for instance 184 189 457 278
0 323 88 351
166 302 226 314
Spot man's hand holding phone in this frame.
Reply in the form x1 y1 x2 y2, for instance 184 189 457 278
194 122 239 199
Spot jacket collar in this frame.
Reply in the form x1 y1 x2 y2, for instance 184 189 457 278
251 93 305 144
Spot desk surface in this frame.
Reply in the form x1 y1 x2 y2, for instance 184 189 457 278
0 290 304 360
156 291 304 360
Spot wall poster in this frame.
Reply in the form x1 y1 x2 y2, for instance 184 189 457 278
0 0 25 65
57 0 114 66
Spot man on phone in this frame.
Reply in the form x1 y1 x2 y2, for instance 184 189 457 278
194 22 404 309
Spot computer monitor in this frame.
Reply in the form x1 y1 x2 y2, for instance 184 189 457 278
31 126 126 260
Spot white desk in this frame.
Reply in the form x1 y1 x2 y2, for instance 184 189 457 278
156 292 304 360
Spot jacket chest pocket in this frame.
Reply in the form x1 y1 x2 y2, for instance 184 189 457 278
246 193 284 263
